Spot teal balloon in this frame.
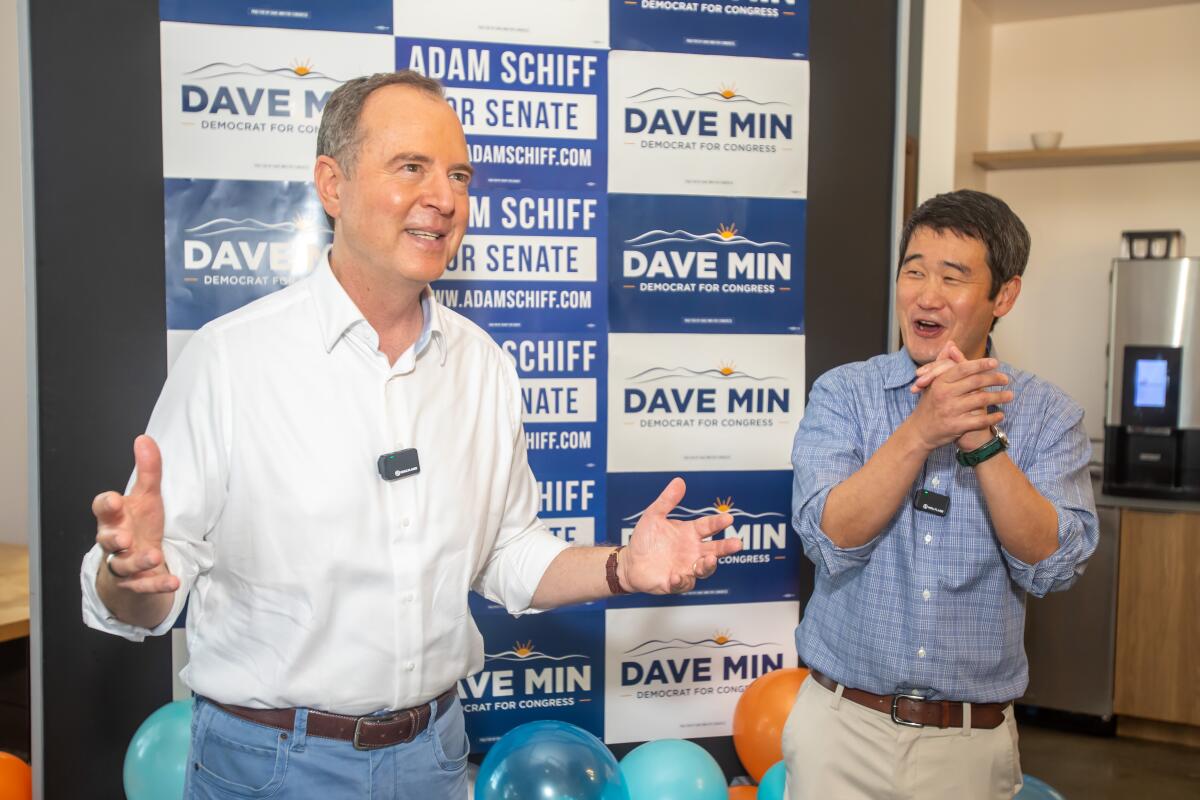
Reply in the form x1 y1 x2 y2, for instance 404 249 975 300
1016 774 1066 800
123 700 193 800
476 720 629 800
756 761 787 800
619 739 726 800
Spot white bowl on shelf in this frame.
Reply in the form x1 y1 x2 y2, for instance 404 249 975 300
1031 131 1063 150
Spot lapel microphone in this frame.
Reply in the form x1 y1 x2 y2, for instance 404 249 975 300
378 448 420 481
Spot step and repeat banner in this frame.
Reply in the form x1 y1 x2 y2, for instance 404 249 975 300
159 0 809 751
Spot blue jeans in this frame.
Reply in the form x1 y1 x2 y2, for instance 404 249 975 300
184 696 470 799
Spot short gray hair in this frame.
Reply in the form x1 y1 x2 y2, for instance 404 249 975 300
317 70 445 175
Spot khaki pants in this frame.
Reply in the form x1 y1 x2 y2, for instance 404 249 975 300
781 676 1023 800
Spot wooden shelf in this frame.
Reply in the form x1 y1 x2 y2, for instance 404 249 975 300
0 544 29 643
974 140 1200 170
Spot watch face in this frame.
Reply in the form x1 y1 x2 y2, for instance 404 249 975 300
995 428 1008 446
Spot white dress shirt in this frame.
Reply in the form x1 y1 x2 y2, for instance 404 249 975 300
81 254 568 714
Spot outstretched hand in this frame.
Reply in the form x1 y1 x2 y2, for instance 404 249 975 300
93 435 179 595
618 477 741 595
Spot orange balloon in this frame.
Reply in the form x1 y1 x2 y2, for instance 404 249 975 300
0 751 32 799
732 666 809 782
728 785 758 799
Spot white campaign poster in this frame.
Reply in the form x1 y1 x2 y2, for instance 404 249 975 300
604 601 800 743
393 0 609 49
161 22 393 181
608 50 809 199
607 332 805 473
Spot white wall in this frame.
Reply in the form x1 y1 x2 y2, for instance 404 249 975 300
916 0 963 200
0 0 28 546
985 4 1200 444
988 4 1200 150
953 0 991 190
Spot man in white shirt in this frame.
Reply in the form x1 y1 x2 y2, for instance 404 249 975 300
81 71 741 799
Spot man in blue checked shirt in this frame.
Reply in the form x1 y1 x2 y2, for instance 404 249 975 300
782 190 1098 800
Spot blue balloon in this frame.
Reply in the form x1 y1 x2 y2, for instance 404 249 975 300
1016 774 1066 800
619 739 726 800
756 761 787 800
476 721 629 800
123 699 193 800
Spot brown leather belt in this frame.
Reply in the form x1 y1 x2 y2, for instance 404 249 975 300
207 688 457 750
811 671 1006 730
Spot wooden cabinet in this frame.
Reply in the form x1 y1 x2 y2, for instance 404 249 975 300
1113 510 1200 729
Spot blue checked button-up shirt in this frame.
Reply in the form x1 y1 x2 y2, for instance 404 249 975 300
791 347 1099 703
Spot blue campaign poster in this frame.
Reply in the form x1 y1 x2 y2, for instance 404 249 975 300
610 0 809 60
494 332 607 473
431 188 607 331
160 0 392 33
605 470 801 608
396 37 607 190
461 607 606 750
608 194 805 333
164 178 331 331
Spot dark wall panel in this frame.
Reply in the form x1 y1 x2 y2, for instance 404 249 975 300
31 1 172 797
806 2 897 390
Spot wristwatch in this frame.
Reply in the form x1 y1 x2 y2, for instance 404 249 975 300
955 426 1008 467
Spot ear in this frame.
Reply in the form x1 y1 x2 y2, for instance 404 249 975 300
314 155 344 225
992 276 1022 321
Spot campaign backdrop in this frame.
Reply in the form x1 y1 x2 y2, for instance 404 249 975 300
159 0 809 751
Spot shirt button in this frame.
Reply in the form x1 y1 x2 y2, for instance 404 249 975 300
405 661 415 672
922 589 931 601
918 648 926 659
402 518 411 528
924 534 933 544
404 593 414 604
931 477 940 487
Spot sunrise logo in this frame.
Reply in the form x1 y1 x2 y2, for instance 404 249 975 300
623 226 787 249
622 496 785 525
183 60 345 82
183 214 331 238
623 631 779 657
627 363 784 383
626 85 789 108
485 641 587 663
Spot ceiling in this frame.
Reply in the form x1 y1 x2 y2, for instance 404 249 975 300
973 0 1199 24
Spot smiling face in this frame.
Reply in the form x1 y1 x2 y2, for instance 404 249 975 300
318 84 471 292
896 226 1021 364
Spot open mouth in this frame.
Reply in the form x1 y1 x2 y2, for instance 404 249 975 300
912 318 945 338
407 229 444 241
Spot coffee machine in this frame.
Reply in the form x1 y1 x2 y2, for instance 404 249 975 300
1103 253 1200 500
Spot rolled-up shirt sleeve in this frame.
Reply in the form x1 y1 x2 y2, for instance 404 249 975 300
791 370 880 577
471 363 569 615
1001 392 1099 597
80 329 227 640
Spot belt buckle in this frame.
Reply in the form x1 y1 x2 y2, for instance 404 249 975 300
353 709 418 751
890 693 926 728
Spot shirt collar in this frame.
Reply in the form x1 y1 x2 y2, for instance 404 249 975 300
309 250 447 365
882 347 919 390
883 337 998 390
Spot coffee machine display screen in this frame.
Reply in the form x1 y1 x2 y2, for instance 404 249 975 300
1134 359 1169 408
1121 345 1182 428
